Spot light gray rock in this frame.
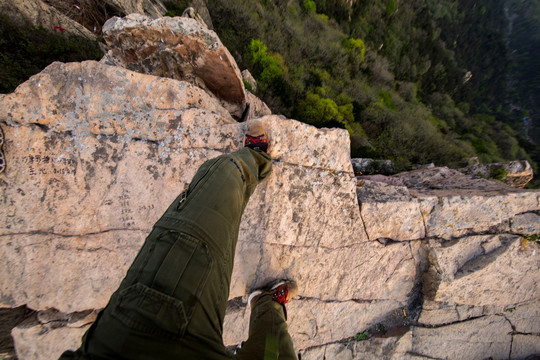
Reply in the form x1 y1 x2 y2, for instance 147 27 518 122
1 232 144 312
417 300 503 326
511 212 540 235
424 235 540 307
12 323 90 360
299 330 434 360
421 192 539 239
356 180 425 241
246 91 272 118
504 300 540 334
410 315 512 359
511 334 540 359
358 169 540 241
242 69 257 92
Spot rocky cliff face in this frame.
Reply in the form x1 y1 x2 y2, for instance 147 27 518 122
0 15 539 360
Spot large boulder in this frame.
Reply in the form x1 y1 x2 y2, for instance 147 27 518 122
101 14 247 118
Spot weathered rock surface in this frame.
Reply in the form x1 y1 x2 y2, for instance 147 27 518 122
0 0 97 40
242 69 257 92
423 234 540 307
101 14 246 117
0 61 357 313
358 168 540 241
182 0 213 30
301 310 539 359
1 14 540 360
11 310 96 360
460 160 534 188
12 325 90 360
104 0 166 18
245 91 272 118
410 315 513 359
511 212 540 235
356 180 425 241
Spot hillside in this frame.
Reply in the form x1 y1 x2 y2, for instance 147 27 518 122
200 0 540 182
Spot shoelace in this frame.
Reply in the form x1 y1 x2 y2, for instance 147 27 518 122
245 135 269 152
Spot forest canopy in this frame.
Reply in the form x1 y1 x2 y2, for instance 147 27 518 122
196 0 538 182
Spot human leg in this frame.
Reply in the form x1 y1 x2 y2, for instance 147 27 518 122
235 282 298 360
60 142 272 359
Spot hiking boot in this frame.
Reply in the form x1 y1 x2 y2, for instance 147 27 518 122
244 120 269 153
248 280 298 308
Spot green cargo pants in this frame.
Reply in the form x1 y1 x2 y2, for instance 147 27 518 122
59 147 297 360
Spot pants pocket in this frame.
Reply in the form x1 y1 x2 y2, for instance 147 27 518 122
112 232 213 339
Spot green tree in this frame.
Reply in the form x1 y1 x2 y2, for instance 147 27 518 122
342 37 366 62
246 39 283 85
302 0 317 14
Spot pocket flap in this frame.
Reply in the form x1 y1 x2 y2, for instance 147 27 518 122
114 282 188 337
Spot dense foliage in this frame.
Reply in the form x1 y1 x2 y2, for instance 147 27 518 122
0 13 103 94
195 0 538 180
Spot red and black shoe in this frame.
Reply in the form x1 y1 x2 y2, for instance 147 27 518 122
248 280 298 308
244 120 269 153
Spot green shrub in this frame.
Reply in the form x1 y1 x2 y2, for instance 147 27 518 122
302 0 317 14
242 79 253 92
298 92 340 126
386 0 397 17
246 39 283 86
378 90 397 110
342 37 366 62
490 167 508 180
356 331 369 341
